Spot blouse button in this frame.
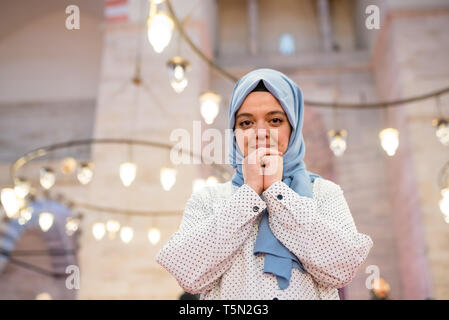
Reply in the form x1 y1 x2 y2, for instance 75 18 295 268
253 206 259 212
277 194 283 200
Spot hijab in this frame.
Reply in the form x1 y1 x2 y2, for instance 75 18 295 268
228 68 321 290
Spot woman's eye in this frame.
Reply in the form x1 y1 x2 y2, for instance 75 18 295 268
239 120 252 127
271 118 283 124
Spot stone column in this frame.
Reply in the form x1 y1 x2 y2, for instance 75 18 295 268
372 9 442 299
247 0 259 56
317 0 334 52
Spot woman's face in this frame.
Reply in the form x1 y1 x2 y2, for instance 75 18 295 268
234 91 292 157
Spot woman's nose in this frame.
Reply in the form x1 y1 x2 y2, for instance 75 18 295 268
255 120 269 132
255 123 270 146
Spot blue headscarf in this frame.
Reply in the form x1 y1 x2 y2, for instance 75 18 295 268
228 68 321 290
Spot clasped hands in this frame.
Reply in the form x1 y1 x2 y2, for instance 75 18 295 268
242 139 284 195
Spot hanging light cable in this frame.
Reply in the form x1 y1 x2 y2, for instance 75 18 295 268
328 73 348 157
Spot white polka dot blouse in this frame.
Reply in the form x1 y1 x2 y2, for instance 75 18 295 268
156 177 373 300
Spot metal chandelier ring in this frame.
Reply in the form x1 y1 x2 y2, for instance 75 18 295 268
10 138 232 217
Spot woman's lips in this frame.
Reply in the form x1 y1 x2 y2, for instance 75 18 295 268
249 145 278 150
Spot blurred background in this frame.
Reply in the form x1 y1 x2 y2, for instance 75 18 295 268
0 0 448 300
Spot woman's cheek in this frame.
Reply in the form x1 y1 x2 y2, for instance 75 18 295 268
280 131 290 153
236 136 248 157
237 141 245 157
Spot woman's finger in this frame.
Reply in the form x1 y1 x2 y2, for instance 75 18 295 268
243 135 248 158
260 155 283 174
247 146 282 166
256 147 283 161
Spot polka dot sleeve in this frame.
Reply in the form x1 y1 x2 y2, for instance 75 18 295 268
156 183 267 294
262 180 373 289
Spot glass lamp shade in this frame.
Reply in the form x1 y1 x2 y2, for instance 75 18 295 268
327 130 347 157
39 212 54 232
77 162 94 185
40 167 55 190
14 177 30 199
160 167 177 191
170 78 188 93
147 12 174 53
379 128 399 156
66 217 81 236
200 91 221 125
106 220 121 239
1 187 24 219
35 293 52 300
92 222 106 240
19 206 33 225
61 157 77 175
167 56 190 93
148 228 161 245
440 188 449 216
372 277 390 299
433 118 449 146
120 226 134 243
120 162 137 187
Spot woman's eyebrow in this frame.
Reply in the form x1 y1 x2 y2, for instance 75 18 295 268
236 110 286 121
266 110 286 117
235 112 253 120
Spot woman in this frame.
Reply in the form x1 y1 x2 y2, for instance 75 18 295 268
156 68 373 300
